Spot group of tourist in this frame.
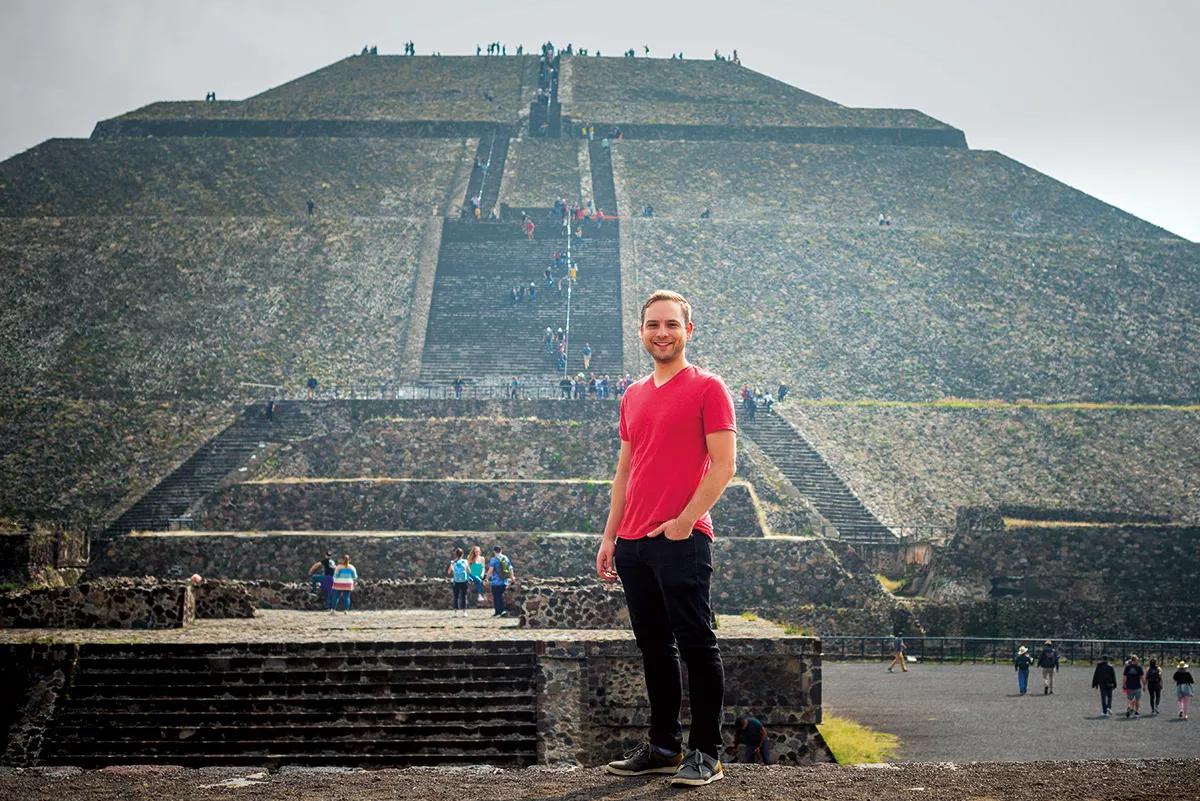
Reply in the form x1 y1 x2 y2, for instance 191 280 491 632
558 372 633 400
306 546 516 618
891 635 1195 721
477 42 519 56
1092 654 1194 719
306 551 358 613
738 383 789 421
445 544 515 617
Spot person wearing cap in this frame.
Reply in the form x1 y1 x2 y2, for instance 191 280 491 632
1123 655 1145 718
1037 639 1059 694
1014 645 1033 695
1091 655 1117 717
1173 660 1194 719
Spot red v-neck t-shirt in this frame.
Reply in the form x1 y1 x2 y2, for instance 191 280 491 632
617 365 737 540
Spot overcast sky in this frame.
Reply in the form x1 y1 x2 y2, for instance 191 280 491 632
2 0 1196 241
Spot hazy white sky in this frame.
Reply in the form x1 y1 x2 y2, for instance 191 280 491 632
2 0 1196 240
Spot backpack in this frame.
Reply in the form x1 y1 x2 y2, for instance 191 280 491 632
497 555 513 580
451 559 469 582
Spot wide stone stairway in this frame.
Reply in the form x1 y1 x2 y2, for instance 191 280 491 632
419 220 624 383
41 641 538 768
103 402 324 536
742 411 894 543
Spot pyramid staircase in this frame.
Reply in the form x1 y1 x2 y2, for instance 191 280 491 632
741 411 895 544
40 641 538 768
462 132 509 219
102 403 322 536
419 220 623 383
528 54 562 137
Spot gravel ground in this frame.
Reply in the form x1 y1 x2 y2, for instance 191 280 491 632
1 760 1198 801
823 662 1200 762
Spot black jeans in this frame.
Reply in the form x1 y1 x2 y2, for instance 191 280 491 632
1099 686 1113 713
615 533 724 759
452 581 468 610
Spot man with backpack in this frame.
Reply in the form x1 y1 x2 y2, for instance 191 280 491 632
485 545 516 617
1038 639 1059 694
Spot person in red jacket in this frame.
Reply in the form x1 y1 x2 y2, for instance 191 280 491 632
598 290 736 787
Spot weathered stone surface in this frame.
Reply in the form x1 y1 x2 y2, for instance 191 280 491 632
613 142 1166 237
785 405 1200 527
628 221 1199 403
191 479 766 537
0 581 193 629
256 414 620 480
519 580 629 629
87 532 884 615
926 518 1200 604
906 597 1200 640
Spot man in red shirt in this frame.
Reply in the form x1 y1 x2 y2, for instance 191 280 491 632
597 289 737 787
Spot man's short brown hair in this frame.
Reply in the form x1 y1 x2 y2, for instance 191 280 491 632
640 290 692 326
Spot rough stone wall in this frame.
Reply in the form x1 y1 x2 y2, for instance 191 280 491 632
256 415 619 480
0 582 193 629
907 598 1200 640
926 521 1200 604
785 405 1200 528
89 532 884 614
520 579 629 629
569 637 829 765
0 645 76 767
191 479 766 537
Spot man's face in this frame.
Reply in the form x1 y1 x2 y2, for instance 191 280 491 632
640 300 692 364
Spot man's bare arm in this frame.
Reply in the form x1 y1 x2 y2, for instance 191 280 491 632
596 440 632 580
645 429 737 540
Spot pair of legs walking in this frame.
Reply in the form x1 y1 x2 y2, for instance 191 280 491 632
1042 667 1055 694
1099 686 1113 715
491 583 508 616
611 533 725 782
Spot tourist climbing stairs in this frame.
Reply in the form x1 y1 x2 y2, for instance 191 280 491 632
741 411 895 543
40 641 539 768
419 218 623 384
529 54 561 137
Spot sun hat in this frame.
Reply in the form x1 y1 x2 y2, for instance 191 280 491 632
1179 660 1190 669
1018 646 1029 655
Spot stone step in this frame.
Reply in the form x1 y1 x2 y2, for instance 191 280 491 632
74 665 531 685
55 708 537 728
66 692 534 714
51 729 537 748
69 678 534 700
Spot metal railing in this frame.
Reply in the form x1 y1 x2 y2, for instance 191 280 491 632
821 636 1199 666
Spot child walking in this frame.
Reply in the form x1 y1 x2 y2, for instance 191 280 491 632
447 547 471 618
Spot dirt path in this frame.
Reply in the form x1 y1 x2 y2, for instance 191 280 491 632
2 760 1197 801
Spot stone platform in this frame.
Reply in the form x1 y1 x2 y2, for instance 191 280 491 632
0 612 826 768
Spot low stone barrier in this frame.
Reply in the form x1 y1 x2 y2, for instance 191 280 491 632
191 576 629 629
519 579 629 629
88 532 885 614
0 581 194 629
